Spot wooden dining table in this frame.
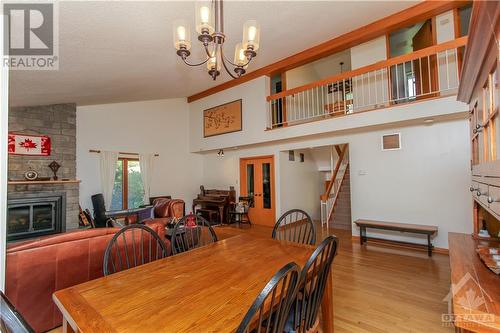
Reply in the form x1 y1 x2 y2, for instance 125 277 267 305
53 234 334 333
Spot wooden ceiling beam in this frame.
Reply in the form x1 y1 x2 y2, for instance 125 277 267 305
188 0 470 103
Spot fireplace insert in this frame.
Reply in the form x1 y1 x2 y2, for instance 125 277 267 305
7 192 66 241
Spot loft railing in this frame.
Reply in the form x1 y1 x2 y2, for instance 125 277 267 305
320 145 348 228
267 36 468 129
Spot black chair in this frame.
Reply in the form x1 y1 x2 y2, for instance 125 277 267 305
91 193 109 227
0 291 34 333
236 262 301 333
103 224 168 276
272 209 316 245
171 214 218 255
287 236 338 333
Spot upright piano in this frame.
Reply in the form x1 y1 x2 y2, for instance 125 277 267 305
192 185 236 224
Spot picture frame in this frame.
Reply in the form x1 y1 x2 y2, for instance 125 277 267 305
203 99 242 137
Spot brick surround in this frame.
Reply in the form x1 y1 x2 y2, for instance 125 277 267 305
8 103 79 230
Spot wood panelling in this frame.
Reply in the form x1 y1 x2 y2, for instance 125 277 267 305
457 1 500 103
188 1 470 103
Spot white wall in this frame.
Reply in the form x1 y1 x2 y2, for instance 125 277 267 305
77 99 202 212
279 149 322 220
286 65 320 90
348 119 472 248
351 36 388 69
198 118 472 248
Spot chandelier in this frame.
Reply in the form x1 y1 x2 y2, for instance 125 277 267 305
173 0 260 80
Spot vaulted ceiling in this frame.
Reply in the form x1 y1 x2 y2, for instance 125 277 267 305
9 1 419 107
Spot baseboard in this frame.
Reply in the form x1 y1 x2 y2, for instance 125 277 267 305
351 235 449 255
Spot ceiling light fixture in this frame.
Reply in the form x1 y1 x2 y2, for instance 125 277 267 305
173 0 260 80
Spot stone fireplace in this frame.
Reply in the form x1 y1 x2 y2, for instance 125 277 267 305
8 103 79 240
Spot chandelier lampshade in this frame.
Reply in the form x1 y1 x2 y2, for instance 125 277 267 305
173 19 192 53
195 1 214 36
242 20 260 52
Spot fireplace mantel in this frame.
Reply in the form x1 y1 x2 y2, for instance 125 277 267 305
8 179 81 185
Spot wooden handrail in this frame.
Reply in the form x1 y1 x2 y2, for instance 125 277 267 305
267 36 468 102
321 145 347 201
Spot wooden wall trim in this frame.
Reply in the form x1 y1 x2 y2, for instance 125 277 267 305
457 1 500 103
188 0 470 103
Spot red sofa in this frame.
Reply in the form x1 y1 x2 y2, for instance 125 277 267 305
5 221 166 333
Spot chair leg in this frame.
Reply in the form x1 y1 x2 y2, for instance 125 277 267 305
306 316 321 333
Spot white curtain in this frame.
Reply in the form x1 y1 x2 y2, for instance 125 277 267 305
139 153 155 205
99 151 119 209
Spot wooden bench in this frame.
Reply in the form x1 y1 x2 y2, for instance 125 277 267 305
354 219 438 256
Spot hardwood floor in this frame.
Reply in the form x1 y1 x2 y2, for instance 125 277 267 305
217 222 453 333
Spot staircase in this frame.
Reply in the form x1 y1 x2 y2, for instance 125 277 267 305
329 165 351 230
320 145 351 229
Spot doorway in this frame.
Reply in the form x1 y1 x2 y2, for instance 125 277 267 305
239 155 276 226
388 19 437 102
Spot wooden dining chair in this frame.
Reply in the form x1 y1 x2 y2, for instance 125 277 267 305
287 236 338 333
272 209 316 245
0 291 34 333
171 214 218 255
103 224 169 276
236 262 301 333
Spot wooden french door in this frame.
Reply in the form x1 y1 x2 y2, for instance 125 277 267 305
239 156 276 226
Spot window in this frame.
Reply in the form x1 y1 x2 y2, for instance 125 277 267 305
110 158 145 210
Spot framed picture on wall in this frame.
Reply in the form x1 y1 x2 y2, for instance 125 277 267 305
203 99 242 137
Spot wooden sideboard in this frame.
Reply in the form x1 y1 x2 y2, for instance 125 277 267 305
448 233 500 333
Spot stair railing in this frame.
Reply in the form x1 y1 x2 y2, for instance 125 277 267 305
320 145 349 228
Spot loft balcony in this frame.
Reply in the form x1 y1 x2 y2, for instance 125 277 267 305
266 37 467 130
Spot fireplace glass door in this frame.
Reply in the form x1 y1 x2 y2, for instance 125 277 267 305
7 193 65 241
8 203 55 237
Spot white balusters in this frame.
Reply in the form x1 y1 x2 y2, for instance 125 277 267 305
267 43 463 129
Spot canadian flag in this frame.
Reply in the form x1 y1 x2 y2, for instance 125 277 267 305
8 133 51 156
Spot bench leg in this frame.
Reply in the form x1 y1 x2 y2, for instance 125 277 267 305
427 234 433 257
360 226 367 245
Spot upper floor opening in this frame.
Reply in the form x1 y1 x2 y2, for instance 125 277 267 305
265 3 472 130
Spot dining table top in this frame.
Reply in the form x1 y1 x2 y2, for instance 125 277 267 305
53 233 319 333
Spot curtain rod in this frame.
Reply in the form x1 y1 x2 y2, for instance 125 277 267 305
89 149 159 157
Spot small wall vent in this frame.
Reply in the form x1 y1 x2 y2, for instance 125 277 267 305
382 133 401 150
